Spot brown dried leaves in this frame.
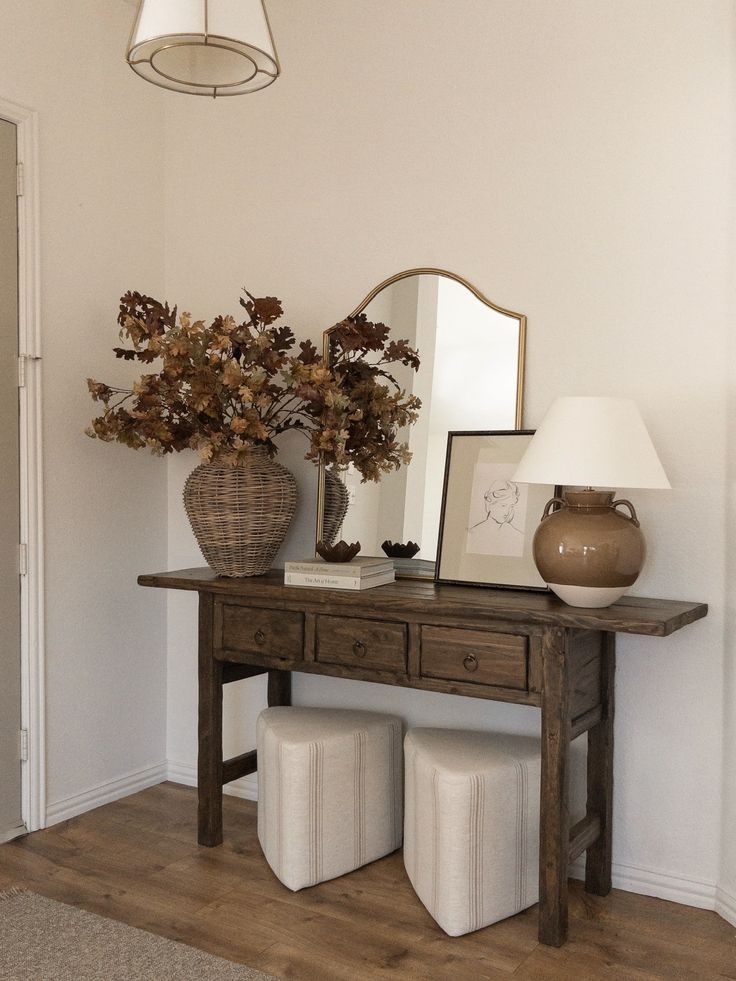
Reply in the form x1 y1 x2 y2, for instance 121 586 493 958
87 288 420 479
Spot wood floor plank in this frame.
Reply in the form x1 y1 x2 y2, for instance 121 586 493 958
252 938 514 981
513 886 736 981
0 783 733 981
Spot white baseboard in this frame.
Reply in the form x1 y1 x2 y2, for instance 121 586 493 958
166 765 731 922
610 863 718 911
166 760 258 801
0 824 27 844
571 857 718 912
37 754 736 934
45 761 167 826
715 886 736 927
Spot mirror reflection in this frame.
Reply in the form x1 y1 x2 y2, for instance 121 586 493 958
318 269 526 578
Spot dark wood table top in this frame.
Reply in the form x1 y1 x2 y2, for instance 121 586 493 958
138 567 707 638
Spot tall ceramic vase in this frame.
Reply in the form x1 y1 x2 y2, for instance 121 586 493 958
322 468 350 546
183 446 297 577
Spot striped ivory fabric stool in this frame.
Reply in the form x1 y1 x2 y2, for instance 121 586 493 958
404 728 543 937
257 707 403 891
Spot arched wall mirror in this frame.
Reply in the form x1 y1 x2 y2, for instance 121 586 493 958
316 268 526 579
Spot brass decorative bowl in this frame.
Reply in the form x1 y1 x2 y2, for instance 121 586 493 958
315 539 361 563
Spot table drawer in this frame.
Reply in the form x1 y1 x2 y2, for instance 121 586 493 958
316 615 407 673
220 604 304 661
421 625 528 690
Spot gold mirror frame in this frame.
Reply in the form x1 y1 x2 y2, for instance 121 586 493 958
315 267 527 567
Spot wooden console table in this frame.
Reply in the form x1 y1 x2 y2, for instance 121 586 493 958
139 567 706 947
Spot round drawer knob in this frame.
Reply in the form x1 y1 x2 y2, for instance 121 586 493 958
463 654 479 673
353 640 366 658
254 629 266 645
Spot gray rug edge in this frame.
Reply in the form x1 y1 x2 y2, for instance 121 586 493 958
0 888 281 981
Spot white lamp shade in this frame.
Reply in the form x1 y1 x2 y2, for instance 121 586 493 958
127 0 279 97
513 397 671 489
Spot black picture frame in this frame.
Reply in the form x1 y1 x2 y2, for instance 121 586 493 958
435 430 560 591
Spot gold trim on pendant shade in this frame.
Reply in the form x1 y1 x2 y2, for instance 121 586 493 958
315 268 528 572
128 31 279 72
126 0 145 60
128 47 279 96
126 1 280 97
261 0 282 76
146 42 260 90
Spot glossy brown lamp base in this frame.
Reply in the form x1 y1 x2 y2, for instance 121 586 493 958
545 582 630 608
533 489 646 609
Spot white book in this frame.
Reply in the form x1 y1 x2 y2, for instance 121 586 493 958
285 556 393 577
284 570 396 591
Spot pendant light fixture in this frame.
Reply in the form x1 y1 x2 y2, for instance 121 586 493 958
127 0 280 98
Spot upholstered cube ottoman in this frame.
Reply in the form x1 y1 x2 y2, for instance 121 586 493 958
404 728 542 937
257 707 403 891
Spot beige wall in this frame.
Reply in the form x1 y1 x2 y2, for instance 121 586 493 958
722 22 736 918
163 0 735 913
1 0 732 919
0 1 169 814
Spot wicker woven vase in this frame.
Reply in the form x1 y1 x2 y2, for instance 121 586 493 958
183 446 297 577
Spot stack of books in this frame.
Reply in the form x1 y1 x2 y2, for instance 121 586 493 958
284 556 395 590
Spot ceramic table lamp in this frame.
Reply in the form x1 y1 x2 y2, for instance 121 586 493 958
512 397 670 608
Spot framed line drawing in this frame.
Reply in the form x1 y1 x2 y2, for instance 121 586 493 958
435 430 559 590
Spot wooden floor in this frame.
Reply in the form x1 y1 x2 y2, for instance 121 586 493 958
0 784 733 980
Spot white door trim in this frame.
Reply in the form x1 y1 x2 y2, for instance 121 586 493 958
0 96 45 833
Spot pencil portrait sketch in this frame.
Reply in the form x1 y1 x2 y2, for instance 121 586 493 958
436 431 553 590
465 463 528 557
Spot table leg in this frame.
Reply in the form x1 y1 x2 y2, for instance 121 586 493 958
539 626 571 947
267 669 292 707
198 592 223 847
585 632 615 895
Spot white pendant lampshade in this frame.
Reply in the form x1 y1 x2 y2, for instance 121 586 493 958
127 0 280 97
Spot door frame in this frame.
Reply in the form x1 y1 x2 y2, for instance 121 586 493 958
0 96 45 834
